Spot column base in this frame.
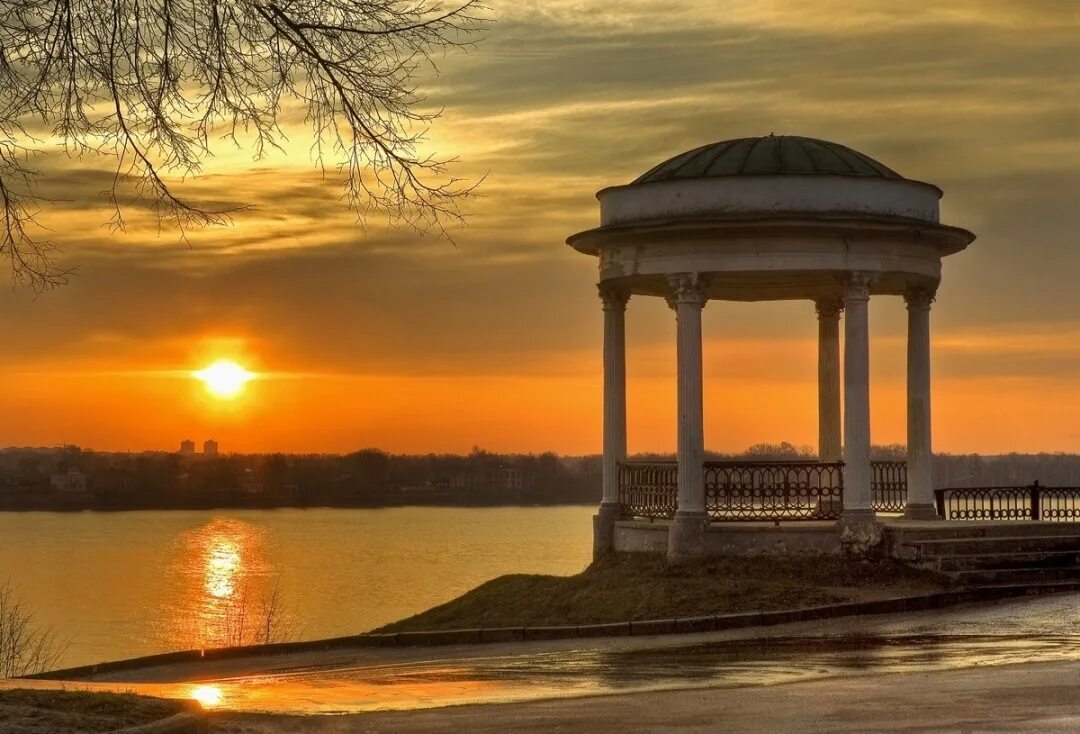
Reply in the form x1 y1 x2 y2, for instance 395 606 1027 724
667 511 709 563
840 508 877 524
903 503 939 521
593 503 621 560
838 509 883 558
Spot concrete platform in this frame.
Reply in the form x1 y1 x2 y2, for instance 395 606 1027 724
614 520 842 555
613 518 1080 579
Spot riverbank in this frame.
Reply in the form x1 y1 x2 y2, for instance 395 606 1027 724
0 689 193 733
11 591 1080 727
375 552 950 632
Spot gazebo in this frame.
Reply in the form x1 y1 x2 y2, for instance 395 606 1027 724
567 135 976 562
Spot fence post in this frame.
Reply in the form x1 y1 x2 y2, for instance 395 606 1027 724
1031 480 1041 521
934 489 946 520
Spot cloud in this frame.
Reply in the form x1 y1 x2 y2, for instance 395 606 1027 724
0 0 1078 451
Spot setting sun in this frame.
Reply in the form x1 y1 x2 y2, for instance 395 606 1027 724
194 360 255 399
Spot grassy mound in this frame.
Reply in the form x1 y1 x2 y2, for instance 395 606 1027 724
377 553 951 632
0 689 189 734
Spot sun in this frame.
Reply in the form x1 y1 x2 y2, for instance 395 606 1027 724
194 360 255 399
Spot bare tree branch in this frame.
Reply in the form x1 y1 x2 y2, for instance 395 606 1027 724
0 579 68 676
0 0 488 289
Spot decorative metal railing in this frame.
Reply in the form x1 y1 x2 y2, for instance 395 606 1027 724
704 461 844 521
934 482 1080 522
618 459 912 522
617 462 678 519
618 459 913 522
618 466 1080 524
871 461 907 513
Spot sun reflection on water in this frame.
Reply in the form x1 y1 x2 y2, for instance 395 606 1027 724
190 684 223 708
205 540 241 599
162 517 275 653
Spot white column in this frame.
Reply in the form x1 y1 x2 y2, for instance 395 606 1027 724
816 299 843 463
905 288 937 520
842 273 875 521
666 273 708 561
594 285 629 557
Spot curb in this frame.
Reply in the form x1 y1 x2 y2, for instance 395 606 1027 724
28 581 1080 681
114 711 206 734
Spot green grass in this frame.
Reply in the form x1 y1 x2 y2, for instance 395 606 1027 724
0 689 189 734
377 553 952 632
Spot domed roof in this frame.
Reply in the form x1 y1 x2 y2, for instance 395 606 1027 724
632 135 903 185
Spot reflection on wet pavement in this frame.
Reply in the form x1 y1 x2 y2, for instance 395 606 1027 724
4 593 1080 714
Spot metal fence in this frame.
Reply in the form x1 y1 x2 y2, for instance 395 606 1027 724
617 465 1080 524
704 461 844 521
617 462 678 520
871 461 907 513
617 459 901 522
934 481 1080 521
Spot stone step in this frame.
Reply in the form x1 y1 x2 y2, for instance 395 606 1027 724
945 567 1080 585
897 534 1080 557
933 550 1080 573
886 522 1080 543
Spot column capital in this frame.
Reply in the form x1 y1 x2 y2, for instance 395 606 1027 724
815 298 844 320
904 288 936 311
665 273 707 310
844 272 875 302
598 283 630 311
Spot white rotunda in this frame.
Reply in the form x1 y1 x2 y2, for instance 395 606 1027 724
567 135 975 562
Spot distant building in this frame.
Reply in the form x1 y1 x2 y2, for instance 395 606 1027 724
461 465 524 493
50 467 88 494
203 440 219 457
179 439 195 456
495 466 524 492
240 468 261 494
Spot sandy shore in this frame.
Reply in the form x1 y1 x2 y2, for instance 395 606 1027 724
210 659 1080 733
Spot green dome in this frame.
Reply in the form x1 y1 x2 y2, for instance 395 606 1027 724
632 135 903 185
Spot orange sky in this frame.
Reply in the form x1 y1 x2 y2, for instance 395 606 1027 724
0 0 1078 455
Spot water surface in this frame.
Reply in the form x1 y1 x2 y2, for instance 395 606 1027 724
0 507 595 667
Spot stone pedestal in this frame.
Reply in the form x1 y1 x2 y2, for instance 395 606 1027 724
838 517 884 558
593 503 621 559
667 511 710 563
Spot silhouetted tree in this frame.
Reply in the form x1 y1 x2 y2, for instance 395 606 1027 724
0 0 487 288
0 580 66 676
741 442 814 460
346 448 390 492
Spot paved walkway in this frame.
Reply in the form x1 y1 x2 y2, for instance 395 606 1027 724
211 660 1080 733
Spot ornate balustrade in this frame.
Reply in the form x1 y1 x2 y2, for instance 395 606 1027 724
704 461 844 521
618 459 908 522
617 462 678 520
871 461 907 513
934 482 1080 522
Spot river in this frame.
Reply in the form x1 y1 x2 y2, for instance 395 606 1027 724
0 506 595 668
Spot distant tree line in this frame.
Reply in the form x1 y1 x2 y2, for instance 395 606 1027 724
1 443 1078 511
0 446 601 511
